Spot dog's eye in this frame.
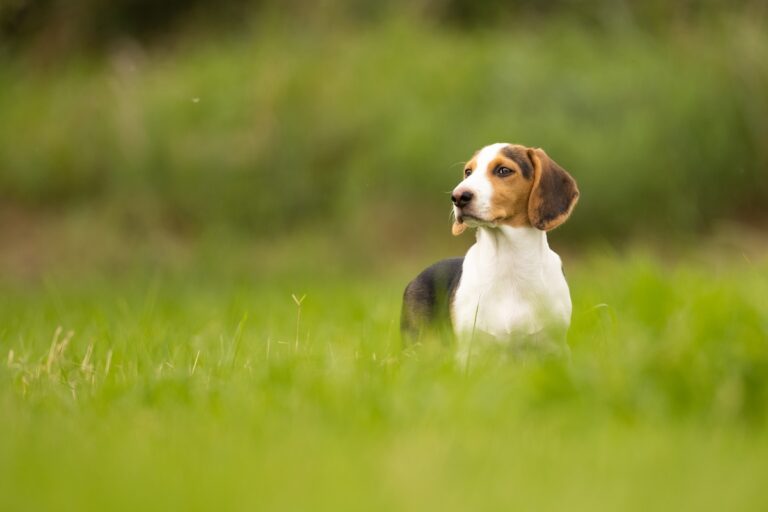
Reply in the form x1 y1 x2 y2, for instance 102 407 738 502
495 166 514 177
464 168 473 177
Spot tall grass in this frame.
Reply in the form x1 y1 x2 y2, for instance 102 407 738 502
2 7 767 511
1 248 767 511
1 19 767 241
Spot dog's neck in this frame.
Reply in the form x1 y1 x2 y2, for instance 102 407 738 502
470 225 549 281
453 223 571 349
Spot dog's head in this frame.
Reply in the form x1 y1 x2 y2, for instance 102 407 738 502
451 143 579 236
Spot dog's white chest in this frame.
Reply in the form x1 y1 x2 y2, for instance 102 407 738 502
453 279 540 338
451 228 572 343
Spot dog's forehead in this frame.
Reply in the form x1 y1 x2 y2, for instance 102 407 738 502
469 142 527 169
473 143 507 167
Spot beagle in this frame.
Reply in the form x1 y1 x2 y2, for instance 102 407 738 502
401 143 579 359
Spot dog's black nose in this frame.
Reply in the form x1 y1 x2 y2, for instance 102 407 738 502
452 190 474 208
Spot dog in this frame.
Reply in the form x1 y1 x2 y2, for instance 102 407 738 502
401 143 579 360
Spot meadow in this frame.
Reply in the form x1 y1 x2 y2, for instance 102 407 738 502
1 17 767 241
2 233 768 511
2 4 768 510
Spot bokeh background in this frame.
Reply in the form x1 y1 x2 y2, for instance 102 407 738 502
2 3 768 511
2 0 767 278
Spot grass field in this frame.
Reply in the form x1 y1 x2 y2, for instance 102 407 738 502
3 3 768 510
2 19 767 241
2 233 767 511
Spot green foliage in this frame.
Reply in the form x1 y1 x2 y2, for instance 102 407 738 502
1 247 767 510
2 6 766 510
3 0 763 52
1 19 767 240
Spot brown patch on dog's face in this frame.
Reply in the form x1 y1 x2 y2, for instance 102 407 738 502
463 152 479 177
487 144 536 228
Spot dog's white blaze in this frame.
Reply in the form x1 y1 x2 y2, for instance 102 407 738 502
452 142 507 223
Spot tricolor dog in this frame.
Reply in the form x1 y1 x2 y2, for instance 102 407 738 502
401 143 579 358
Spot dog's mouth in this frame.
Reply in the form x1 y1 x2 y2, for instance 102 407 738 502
455 212 496 227
453 205 505 235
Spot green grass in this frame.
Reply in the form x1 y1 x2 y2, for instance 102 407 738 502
3 7 767 510
2 18 767 240
2 243 768 511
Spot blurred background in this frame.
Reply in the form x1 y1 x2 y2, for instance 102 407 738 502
1 0 767 280
3 6 768 510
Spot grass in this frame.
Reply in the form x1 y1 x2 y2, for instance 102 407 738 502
3 7 767 510
2 237 768 511
1 18 767 240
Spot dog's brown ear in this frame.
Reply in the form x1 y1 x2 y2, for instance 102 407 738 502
527 148 579 231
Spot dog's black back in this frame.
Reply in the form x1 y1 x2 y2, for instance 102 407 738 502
400 257 463 343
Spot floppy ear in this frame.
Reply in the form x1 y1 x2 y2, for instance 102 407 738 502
527 148 579 231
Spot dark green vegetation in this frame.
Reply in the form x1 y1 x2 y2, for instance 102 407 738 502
1 15 767 241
